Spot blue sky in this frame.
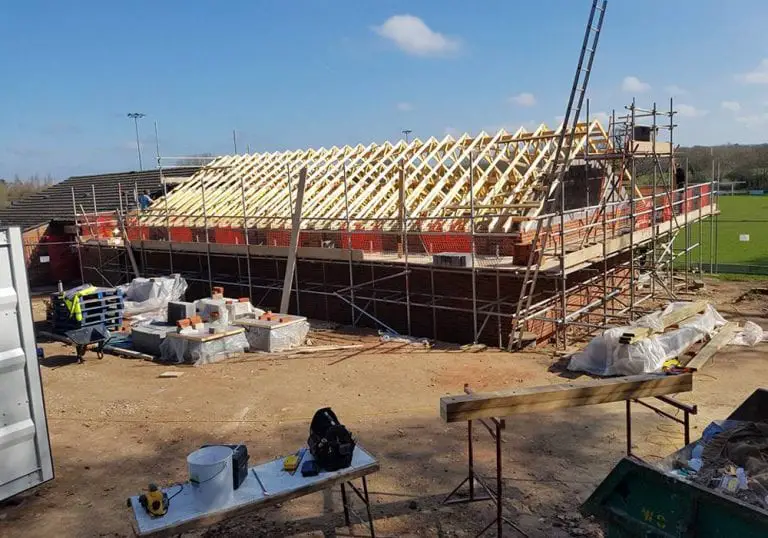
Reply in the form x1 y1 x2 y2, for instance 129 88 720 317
2 0 768 179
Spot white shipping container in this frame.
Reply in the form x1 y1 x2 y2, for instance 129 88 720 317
0 227 53 501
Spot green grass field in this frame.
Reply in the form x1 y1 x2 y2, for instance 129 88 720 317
675 195 768 267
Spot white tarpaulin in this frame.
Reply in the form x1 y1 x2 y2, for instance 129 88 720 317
119 274 188 321
568 302 727 376
159 327 249 366
730 320 768 346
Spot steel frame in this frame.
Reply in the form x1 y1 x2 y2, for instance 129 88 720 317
442 385 525 538
340 476 376 537
445 385 698 537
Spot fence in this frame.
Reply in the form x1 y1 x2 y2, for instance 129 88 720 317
699 263 768 276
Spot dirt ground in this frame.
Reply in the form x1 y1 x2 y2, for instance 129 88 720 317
1 277 767 537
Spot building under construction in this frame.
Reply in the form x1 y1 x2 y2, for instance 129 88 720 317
76 105 718 349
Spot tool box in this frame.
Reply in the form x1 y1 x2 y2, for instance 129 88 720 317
201 444 249 490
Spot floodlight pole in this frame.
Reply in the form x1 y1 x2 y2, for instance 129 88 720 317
127 112 146 170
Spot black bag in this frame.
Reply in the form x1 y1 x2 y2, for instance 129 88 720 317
308 407 355 471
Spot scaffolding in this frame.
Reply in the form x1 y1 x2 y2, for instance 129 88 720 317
506 96 720 351
72 109 718 350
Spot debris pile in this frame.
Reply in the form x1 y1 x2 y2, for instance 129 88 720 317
673 420 768 511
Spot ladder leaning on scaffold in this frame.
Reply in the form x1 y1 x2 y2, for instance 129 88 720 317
508 0 608 351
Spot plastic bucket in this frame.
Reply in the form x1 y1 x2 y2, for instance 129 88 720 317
187 445 233 509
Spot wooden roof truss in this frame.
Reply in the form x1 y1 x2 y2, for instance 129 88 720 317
142 121 615 234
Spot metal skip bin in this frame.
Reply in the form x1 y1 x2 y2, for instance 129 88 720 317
582 389 768 537
0 227 54 501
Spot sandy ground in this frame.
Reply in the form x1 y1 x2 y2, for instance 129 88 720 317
1 278 767 537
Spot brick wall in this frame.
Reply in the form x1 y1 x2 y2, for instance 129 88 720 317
82 243 635 348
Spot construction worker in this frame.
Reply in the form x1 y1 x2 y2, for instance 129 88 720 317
138 190 153 210
675 164 686 191
674 163 686 214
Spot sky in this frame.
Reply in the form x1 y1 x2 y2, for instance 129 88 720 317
2 0 768 180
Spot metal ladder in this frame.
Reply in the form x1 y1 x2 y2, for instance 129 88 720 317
508 0 607 350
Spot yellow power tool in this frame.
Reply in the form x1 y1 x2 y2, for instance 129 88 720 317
139 483 169 517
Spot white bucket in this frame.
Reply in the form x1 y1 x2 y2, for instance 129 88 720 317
187 445 233 509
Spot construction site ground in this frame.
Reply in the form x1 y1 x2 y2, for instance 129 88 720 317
2 277 767 537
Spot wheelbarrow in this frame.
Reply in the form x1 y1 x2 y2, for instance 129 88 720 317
64 324 111 362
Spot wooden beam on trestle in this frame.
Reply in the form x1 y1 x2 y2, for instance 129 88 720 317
440 373 693 423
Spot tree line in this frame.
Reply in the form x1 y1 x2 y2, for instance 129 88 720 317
0 174 57 208
681 143 768 190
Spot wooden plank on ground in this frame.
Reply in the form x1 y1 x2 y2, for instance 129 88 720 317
440 373 693 423
685 322 740 370
165 327 244 343
619 326 654 344
659 300 708 330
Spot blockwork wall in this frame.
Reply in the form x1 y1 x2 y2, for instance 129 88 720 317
82 244 632 347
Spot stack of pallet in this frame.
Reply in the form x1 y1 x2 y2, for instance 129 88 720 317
49 287 125 334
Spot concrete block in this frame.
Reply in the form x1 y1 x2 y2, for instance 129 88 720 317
225 300 260 320
196 298 229 323
168 301 196 324
234 314 309 352
131 322 178 356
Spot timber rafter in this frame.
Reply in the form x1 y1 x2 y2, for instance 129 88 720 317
143 121 615 233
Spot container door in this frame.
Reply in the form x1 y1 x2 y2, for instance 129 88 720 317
0 227 53 500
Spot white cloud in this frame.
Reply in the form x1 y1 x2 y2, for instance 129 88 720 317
677 104 709 118
738 58 768 84
444 126 460 137
735 113 768 127
509 92 536 107
373 15 460 57
622 76 651 93
665 85 687 96
556 111 610 126
721 100 741 112
396 102 414 112
590 111 611 126
483 122 521 133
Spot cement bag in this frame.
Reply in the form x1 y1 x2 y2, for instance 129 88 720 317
121 278 156 302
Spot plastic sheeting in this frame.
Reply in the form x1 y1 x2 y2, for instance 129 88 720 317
731 320 768 346
119 274 188 321
379 330 431 347
159 328 249 366
242 320 309 352
568 302 727 376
